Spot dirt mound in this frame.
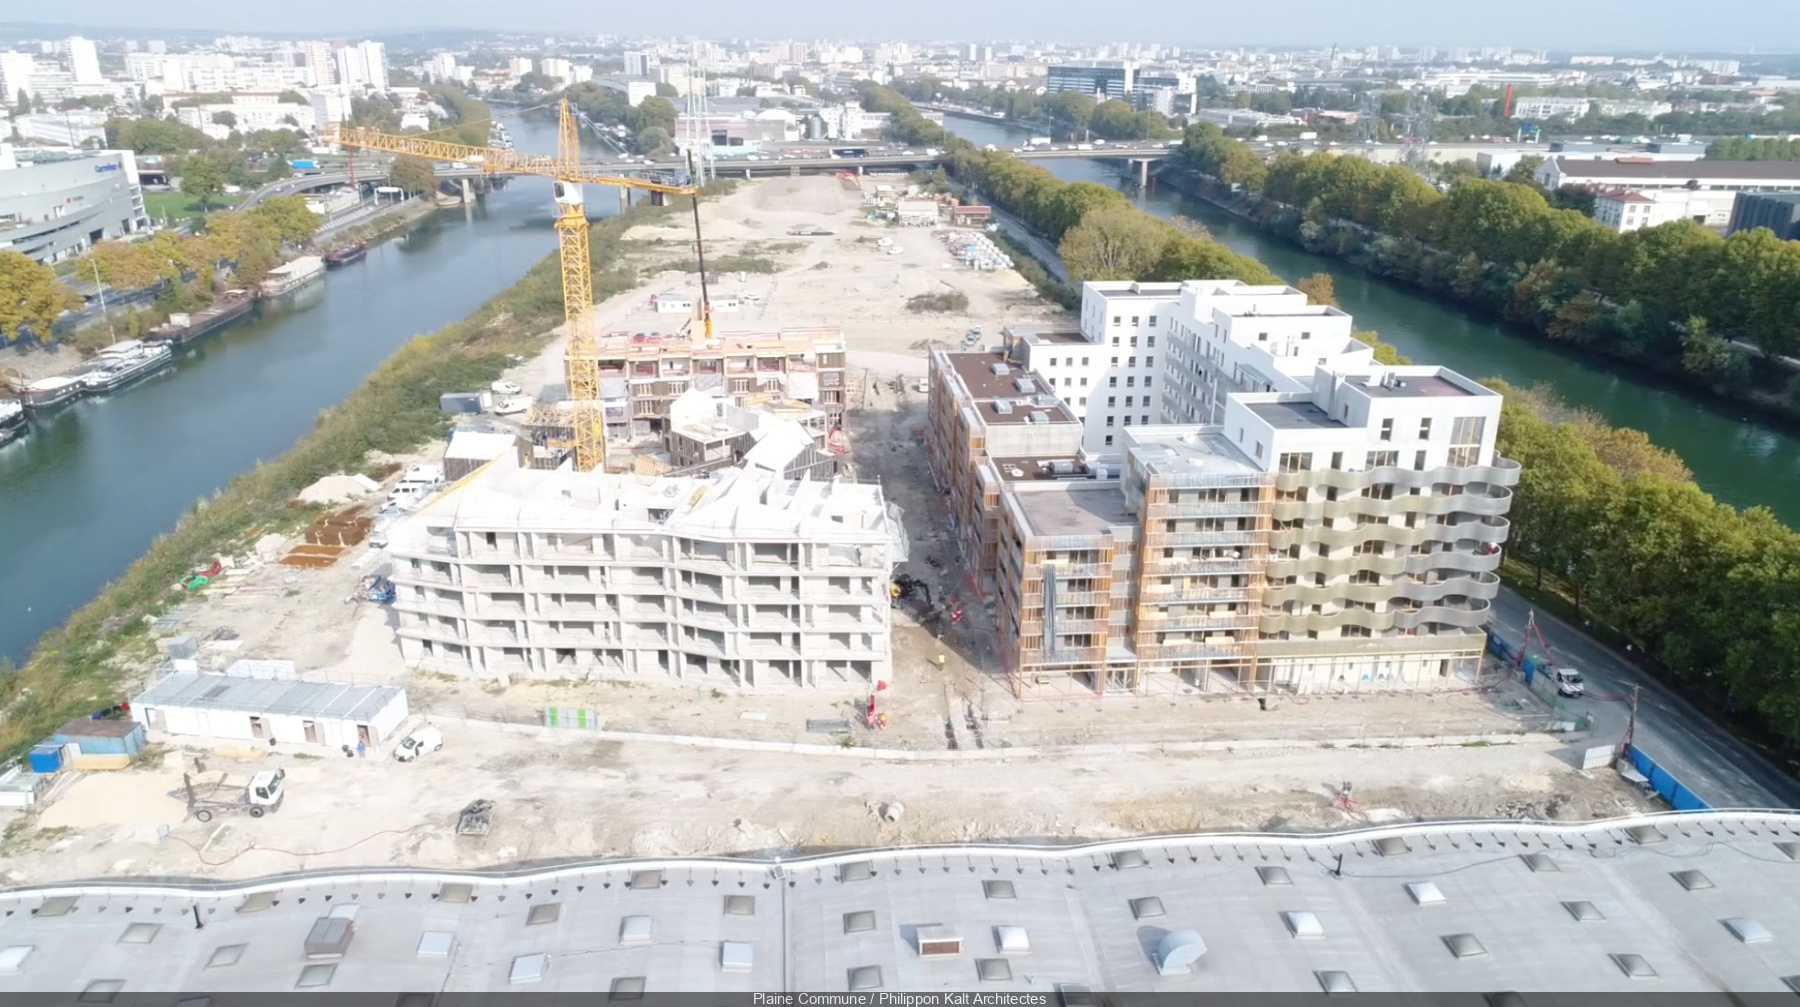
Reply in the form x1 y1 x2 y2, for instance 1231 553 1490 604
747 175 864 215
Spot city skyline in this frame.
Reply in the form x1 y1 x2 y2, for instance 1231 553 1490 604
3 0 1800 53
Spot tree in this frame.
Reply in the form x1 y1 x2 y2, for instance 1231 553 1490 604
388 155 438 196
635 126 671 156
1296 272 1337 306
1058 203 1168 281
655 82 679 98
0 251 81 344
634 96 678 136
12 89 29 118
1050 90 1096 134
179 154 229 211
1502 155 1544 184
514 71 558 94
252 195 321 245
264 158 292 183
278 89 307 104
106 117 209 155
211 110 237 128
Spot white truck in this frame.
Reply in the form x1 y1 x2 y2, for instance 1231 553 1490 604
180 768 286 822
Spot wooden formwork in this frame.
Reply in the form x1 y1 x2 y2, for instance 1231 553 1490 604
283 505 370 567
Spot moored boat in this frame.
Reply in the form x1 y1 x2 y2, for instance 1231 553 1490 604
21 374 85 411
260 255 325 296
0 399 27 445
79 340 175 394
147 289 256 345
324 242 367 267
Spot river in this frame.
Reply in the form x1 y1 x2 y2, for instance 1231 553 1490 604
946 116 1800 529
0 116 604 662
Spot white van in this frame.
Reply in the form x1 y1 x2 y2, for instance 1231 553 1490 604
1553 667 1586 698
394 726 444 761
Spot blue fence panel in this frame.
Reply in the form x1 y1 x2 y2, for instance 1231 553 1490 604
1626 744 1711 811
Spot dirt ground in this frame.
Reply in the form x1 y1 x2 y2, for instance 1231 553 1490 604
0 720 1653 884
1 176 1654 884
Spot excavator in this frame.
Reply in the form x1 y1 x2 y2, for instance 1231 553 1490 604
325 100 713 471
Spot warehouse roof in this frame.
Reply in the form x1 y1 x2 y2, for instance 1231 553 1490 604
133 673 403 723
1549 158 1800 180
6 812 1800 994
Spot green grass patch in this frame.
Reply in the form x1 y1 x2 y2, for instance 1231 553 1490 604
906 291 969 313
142 192 209 223
0 196 685 763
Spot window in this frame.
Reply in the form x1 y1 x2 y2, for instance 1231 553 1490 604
1366 451 1398 468
1079 377 1088 386
1448 416 1486 467
1144 376 1153 388
1127 357 1137 368
1048 357 1057 366
1104 435 1114 446
1278 453 1313 473
1124 396 1133 407
1418 418 1432 440
1122 416 1132 426
1253 441 1263 459
1126 376 1136 387
1111 356 1119 366
1131 316 1139 325
1079 397 1087 406
1146 356 1154 368
1330 451 1343 470
1142 415 1149 425
1414 450 1428 470
1379 418 1393 442
1111 336 1120 346
1105 416 1115 427
1112 315 1121 325
1129 335 1138 347
1109 377 1117 387
1108 396 1116 407
1259 332 1269 342
1082 356 1090 365
1149 317 1158 328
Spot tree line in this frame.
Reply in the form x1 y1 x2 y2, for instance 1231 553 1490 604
1707 136 1800 161
1173 122 1800 415
1 196 321 346
1496 381 1800 754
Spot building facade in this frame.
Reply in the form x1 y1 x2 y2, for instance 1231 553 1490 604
1046 62 1136 100
387 455 904 689
931 281 1517 699
1591 187 1736 231
0 147 149 264
1726 191 1800 240
1536 157 1800 194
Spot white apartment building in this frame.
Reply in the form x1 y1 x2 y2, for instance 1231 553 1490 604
386 454 907 690
1511 95 1592 119
175 96 315 135
311 88 353 126
540 58 573 84
1007 280 1361 457
507 57 534 76
423 53 458 82
301 41 335 86
66 37 100 86
0 52 37 103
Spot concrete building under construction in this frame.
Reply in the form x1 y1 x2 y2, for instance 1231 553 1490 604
590 326 848 441
385 454 906 689
929 281 1517 699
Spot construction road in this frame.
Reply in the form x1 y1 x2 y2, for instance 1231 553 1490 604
1489 588 1800 810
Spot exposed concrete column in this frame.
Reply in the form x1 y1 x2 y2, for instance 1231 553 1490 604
460 176 472 201
620 187 629 212
1138 159 1150 188
857 164 864 176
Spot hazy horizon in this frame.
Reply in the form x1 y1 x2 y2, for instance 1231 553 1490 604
2 0 1798 54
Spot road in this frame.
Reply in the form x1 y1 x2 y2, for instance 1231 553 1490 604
1489 588 1800 810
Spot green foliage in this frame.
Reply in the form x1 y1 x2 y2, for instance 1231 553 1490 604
106 117 210 154
906 290 970 313
388 155 438 196
635 126 671 156
1089 99 1176 141
1707 136 1800 160
426 86 492 146
179 154 229 210
0 251 81 345
211 110 237 128
1059 203 1168 281
278 89 307 105
1493 380 1800 745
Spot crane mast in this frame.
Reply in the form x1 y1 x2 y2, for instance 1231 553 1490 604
326 100 711 472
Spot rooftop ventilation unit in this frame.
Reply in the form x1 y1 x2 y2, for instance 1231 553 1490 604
1672 870 1715 891
1257 866 1293 886
1563 901 1605 923
1015 378 1037 394
990 362 1011 377
1406 882 1445 906
1442 933 1487 959
1130 897 1166 919
983 881 1016 900
1373 836 1411 857
917 926 963 957
1626 824 1665 845
843 911 877 934
976 958 1013 981
1282 911 1324 939
723 896 756 916
1723 917 1773 944
994 926 1031 954
993 400 1013 415
1028 411 1050 425
1153 930 1207 976
1612 953 1658 979
619 916 654 946
1519 854 1558 873
1112 849 1148 870
839 861 875 882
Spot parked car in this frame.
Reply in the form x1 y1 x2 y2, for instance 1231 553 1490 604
394 726 444 762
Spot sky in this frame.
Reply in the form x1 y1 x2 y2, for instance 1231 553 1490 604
6 0 1800 53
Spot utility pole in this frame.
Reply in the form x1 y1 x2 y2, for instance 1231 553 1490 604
90 259 112 338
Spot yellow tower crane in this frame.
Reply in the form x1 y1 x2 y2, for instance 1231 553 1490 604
325 100 714 471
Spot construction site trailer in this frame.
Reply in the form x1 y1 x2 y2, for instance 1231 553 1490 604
133 673 407 749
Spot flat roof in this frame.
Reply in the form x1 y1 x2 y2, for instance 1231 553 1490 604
1128 430 1262 479
133 673 403 723
1007 326 1088 345
1350 374 1476 399
1552 157 1800 180
1010 481 1135 538
944 352 1077 426
4 813 1799 993
1248 400 1343 431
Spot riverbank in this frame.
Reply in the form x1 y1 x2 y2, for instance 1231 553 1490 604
0 189 674 756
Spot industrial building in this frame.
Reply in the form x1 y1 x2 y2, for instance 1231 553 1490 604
932 280 1514 699
385 453 906 689
1534 157 1800 195
1727 191 1800 240
0 145 150 264
132 671 409 750
5 812 1798 993
1591 187 1735 231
